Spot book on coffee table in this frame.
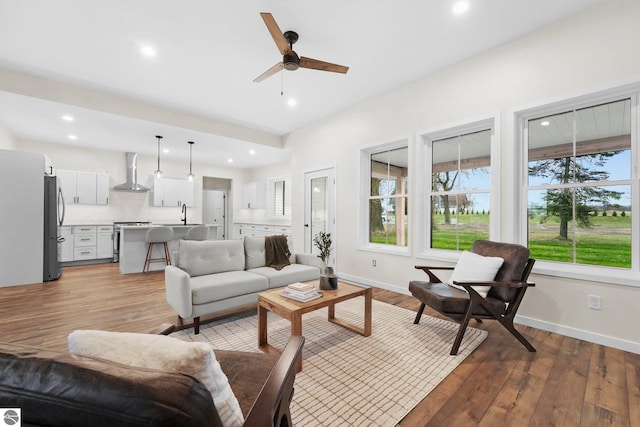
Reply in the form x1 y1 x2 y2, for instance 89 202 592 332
280 289 323 303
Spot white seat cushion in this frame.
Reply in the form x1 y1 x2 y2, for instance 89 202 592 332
248 264 321 289
190 271 268 304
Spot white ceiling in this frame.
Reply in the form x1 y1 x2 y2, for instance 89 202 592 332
0 0 603 168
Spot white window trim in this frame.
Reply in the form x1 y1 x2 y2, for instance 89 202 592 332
416 116 500 260
514 83 640 287
359 137 412 256
266 175 292 220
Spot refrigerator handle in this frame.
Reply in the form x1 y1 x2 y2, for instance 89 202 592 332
58 187 66 226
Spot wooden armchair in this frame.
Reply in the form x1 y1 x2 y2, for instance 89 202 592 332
409 240 535 355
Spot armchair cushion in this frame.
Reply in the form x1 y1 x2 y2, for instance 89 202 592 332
447 250 504 297
68 330 244 427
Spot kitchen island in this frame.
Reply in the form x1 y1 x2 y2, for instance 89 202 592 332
118 224 221 274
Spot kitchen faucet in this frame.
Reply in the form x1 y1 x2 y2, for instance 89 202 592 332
181 203 187 225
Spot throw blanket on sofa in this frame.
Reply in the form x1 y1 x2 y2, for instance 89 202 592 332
265 235 291 271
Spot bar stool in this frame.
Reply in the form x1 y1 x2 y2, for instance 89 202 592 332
143 226 173 272
185 225 209 241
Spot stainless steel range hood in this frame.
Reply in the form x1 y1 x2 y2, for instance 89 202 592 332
113 152 150 192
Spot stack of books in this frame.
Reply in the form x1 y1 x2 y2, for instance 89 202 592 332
280 282 322 303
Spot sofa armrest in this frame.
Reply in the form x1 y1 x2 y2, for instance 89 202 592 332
165 266 193 318
295 253 324 272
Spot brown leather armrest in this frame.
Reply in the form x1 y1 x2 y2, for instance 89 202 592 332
414 265 454 283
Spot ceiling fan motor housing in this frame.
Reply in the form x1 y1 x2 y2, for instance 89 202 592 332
283 53 300 70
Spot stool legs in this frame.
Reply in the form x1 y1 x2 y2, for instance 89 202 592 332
143 242 171 272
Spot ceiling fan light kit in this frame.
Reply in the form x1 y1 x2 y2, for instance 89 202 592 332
254 13 349 83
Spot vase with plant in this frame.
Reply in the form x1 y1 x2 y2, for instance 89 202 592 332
313 231 337 290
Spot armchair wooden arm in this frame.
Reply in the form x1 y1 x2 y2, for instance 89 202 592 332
414 265 454 282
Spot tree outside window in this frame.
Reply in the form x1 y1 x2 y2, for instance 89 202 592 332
369 146 408 246
430 129 492 251
527 99 632 268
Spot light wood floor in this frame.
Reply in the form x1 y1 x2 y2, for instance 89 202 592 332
1 263 638 427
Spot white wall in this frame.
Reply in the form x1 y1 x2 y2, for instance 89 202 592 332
16 139 250 225
285 0 640 353
0 124 17 150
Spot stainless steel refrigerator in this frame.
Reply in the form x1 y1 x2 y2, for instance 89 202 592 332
44 175 63 281
0 149 63 287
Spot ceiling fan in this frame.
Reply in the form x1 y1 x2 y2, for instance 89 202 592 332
254 12 349 82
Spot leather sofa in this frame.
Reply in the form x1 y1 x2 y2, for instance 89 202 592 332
165 236 323 333
0 333 304 427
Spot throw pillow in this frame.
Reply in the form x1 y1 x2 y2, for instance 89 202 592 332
448 250 504 298
68 330 244 427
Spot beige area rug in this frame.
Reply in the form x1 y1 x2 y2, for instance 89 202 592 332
171 298 487 426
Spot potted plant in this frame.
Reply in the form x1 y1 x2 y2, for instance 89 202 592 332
313 231 337 290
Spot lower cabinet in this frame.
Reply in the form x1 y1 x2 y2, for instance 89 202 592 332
59 225 114 263
234 223 291 239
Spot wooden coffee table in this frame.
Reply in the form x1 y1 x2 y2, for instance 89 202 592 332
258 281 372 372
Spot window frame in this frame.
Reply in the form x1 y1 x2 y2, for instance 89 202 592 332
515 84 640 287
359 138 411 256
416 117 500 261
267 175 292 219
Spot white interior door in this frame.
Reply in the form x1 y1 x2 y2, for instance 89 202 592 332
304 168 336 268
202 189 227 239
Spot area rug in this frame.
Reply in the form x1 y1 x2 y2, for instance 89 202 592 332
171 298 487 426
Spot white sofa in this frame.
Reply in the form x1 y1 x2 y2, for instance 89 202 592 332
165 236 323 333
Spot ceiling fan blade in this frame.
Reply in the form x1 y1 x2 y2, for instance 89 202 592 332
300 57 349 74
260 12 291 55
254 62 284 82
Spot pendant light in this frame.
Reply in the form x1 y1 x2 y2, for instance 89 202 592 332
154 135 163 179
187 141 195 181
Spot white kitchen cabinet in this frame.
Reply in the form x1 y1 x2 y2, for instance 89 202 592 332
234 223 291 239
57 169 109 205
96 172 110 205
153 177 194 207
243 181 266 209
97 225 114 258
57 226 74 262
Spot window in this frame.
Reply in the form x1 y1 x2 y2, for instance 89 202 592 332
422 120 495 253
525 98 632 269
268 177 291 218
363 143 409 251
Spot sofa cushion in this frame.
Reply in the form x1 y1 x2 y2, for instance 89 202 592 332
68 330 244 427
179 239 245 277
0 342 219 427
248 264 321 289
190 271 269 304
244 236 295 270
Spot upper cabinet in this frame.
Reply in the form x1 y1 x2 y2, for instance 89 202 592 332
153 177 194 207
243 181 266 209
57 169 109 205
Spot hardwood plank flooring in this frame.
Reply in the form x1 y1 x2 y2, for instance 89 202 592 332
0 263 637 427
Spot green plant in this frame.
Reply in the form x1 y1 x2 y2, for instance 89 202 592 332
313 231 333 265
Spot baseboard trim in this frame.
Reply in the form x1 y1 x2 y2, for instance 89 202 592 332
515 315 640 355
338 271 640 355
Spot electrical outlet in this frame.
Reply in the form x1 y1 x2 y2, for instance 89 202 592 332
372 260 376 267
588 295 602 310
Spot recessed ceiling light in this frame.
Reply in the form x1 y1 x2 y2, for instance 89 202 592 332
287 98 297 107
62 115 74 122
68 134 77 140
453 1 469 15
249 149 256 155
540 121 550 126
140 45 157 57
227 158 234 163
